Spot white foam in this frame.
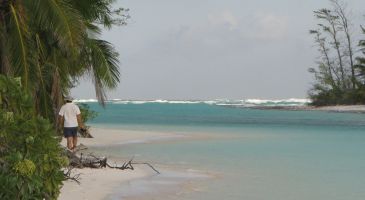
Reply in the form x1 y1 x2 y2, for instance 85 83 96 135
130 101 149 104
245 98 311 105
112 100 148 104
202 100 217 105
112 100 131 104
76 98 311 107
74 99 98 103
216 103 245 106
208 98 311 107
153 99 168 103
167 101 200 104
111 100 201 104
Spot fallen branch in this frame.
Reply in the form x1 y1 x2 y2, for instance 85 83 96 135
106 158 134 170
64 149 160 174
131 162 160 174
63 166 81 184
78 127 93 138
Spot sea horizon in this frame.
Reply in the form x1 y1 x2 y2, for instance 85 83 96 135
74 98 312 107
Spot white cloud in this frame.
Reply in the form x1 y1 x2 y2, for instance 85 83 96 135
144 10 292 63
208 10 239 30
252 12 289 40
161 10 290 57
207 10 288 40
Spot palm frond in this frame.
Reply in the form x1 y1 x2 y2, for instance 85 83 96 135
90 39 120 88
85 22 102 37
0 30 12 75
70 0 129 28
8 3 32 89
1 0 122 120
24 0 85 54
83 38 120 104
70 0 114 27
34 34 52 118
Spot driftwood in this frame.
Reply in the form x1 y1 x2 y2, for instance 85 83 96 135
106 157 161 174
64 166 81 184
63 127 160 183
78 127 93 138
64 147 160 176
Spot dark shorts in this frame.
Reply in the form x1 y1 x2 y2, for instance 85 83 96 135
64 127 78 138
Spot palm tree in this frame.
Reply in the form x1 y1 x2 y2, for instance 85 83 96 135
0 0 126 124
0 1 127 197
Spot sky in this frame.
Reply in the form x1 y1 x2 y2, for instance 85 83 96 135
71 0 365 100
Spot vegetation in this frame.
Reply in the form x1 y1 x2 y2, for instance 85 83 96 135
0 0 128 124
78 103 98 125
0 0 127 198
356 27 365 89
308 0 365 105
0 75 68 199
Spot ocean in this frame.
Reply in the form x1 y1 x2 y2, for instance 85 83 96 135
79 99 365 200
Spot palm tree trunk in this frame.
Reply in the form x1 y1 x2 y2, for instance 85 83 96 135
0 22 11 75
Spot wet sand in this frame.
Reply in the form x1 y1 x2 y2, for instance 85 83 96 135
59 127 212 200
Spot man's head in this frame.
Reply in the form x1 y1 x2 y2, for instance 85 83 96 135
64 95 74 103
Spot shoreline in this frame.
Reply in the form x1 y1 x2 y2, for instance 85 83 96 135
58 167 150 200
59 127 212 200
59 128 162 200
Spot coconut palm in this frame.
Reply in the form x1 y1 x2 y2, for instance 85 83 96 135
0 1 126 197
0 0 126 124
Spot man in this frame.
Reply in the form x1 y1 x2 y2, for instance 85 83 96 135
58 96 84 151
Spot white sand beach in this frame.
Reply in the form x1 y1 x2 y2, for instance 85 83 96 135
251 104 365 113
311 105 365 113
58 128 180 200
60 127 181 147
58 167 149 200
58 127 212 200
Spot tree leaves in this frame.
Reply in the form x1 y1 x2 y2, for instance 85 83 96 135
81 38 120 105
8 3 32 89
1 0 126 195
0 75 65 199
309 0 365 105
1 0 124 121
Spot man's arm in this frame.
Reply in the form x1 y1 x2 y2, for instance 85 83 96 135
58 106 64 129
77 114 85 129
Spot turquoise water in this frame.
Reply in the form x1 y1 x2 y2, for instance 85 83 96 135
85 102 365 200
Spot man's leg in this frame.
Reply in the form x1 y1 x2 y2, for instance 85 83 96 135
66 137 73 150
72 136 77 150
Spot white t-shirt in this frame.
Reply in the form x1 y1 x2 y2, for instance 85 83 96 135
59 103 81 127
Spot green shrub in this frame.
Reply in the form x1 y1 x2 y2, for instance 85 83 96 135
309 87 365 106
78 103 98 124
0 75 65 199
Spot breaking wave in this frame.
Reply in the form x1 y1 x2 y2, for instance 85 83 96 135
75 98 311 107
74 99 98 103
